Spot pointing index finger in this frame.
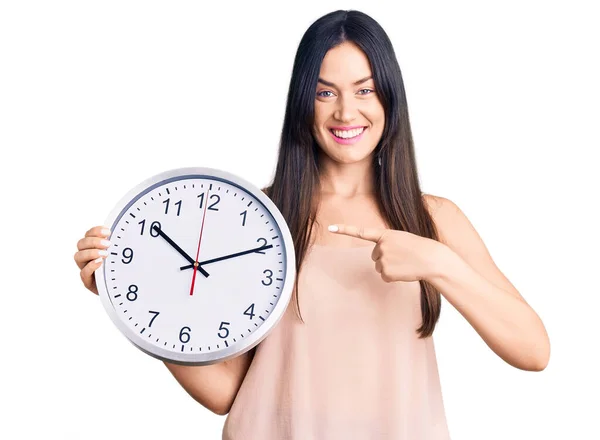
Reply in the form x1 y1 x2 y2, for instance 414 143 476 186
328 224 384 243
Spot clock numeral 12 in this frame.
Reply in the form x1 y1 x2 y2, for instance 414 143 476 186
197 193 220 211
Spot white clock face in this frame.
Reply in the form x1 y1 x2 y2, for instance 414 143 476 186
97 168 295 365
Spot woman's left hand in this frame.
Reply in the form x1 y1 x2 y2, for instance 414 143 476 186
328 224 446 282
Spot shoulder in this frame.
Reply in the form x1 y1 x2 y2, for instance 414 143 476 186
421 193 466 246
422 193 460 221
421 194 525 302
422 193 445 218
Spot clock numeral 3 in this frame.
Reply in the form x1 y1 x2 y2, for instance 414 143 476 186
218 321 230 339
127 284 138 301
262 269 273 286
179 326 191 344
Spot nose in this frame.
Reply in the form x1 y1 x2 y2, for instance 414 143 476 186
333 95 358 123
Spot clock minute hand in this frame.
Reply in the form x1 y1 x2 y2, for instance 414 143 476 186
152 225 210 277
179 244 274 271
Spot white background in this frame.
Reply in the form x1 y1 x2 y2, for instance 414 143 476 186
1 1 598 439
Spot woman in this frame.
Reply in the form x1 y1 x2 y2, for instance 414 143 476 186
74 9 550 440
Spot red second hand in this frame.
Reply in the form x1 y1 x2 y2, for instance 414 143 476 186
189 188 210 296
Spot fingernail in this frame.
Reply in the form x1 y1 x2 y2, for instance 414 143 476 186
328 225 338 232
98 250 109 257
100 239 111 247
94 257 103 264
101 228 111 237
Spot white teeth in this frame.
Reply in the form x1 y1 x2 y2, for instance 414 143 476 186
331 127 365 139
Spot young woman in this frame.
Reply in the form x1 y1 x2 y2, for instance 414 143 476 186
73 9 550 440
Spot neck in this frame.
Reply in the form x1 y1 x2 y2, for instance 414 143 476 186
317 156 376 197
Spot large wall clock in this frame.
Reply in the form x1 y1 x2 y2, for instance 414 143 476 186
95 167 296 365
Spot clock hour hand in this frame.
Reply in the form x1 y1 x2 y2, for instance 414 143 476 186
179 244 274 271
152 225 210 277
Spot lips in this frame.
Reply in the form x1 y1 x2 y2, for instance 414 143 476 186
328 126 367 145
329 125 366 130
329 126 367 139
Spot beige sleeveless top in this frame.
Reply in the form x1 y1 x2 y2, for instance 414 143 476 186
222 243 451 440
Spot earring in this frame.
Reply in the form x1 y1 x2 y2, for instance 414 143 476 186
378 155 382 166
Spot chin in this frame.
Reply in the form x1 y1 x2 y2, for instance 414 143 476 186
332 151 375 165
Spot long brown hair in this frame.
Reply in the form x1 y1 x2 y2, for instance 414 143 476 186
263 10 442 338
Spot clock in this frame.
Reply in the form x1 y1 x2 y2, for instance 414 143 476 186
95 166 296 366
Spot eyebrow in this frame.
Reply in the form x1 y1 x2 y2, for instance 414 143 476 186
317 75 373 87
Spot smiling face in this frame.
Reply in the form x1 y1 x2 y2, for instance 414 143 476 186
312 41 385 166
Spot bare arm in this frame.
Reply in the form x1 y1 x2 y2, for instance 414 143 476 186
426 195 550 371
163 347 256 415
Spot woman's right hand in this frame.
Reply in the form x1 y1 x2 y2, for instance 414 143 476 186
74 225 112 295
73 224 255 415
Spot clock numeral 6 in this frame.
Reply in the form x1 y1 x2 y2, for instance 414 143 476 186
138 219 161 237
218 321 230 339
179 326 191 344
262 269 273 286
121 247 134 264
198 193 220 211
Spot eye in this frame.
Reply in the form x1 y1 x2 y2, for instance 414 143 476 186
358 88 374 95
317 90 334 98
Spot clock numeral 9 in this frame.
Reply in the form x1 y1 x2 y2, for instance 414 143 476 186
139 219 161 237
262 269 273 286
179 326 191 344
163 198 182 216
218 321 230 339
121 247 134 264
198 193 220 211
126 284 138 301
